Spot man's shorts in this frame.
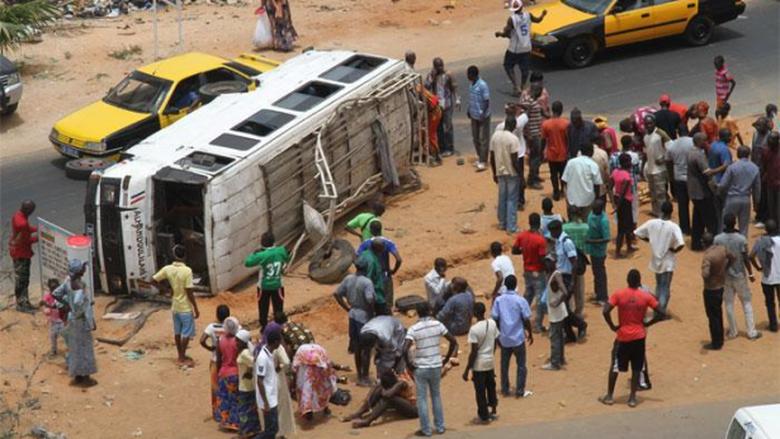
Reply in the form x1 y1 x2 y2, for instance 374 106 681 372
611 338 645 373
348 318 364 354
504 50 531 71
173 312 196 338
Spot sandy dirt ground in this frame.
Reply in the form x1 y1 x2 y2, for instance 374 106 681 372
1 0 779 438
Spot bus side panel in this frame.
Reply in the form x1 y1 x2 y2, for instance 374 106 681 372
210 164 267 292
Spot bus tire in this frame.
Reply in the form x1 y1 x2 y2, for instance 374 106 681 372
65 158 113 180
308 239 355 284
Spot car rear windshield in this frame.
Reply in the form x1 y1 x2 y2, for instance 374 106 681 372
104 71 170 113
274 81 343 112
562 0 613 15
224 61 261 78
319 55 387 83
232 109 296 137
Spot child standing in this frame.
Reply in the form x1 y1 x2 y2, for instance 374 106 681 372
41 278 66 356
236 329 260 439
200 304 231 422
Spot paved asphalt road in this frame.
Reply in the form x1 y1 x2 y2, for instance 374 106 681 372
0 0 778 265
445 396 779 439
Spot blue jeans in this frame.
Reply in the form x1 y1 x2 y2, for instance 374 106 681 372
499 343 527 396
655 272 673 313
523 271 547 330
414 367 444 436
259 406 278 439
497 175 520 233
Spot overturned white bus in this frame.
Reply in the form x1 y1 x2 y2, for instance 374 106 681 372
85 50 426 295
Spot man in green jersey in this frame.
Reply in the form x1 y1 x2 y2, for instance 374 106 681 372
245 232 290 330
346 201 386 242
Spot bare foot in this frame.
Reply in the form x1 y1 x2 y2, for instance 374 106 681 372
598 395 614 406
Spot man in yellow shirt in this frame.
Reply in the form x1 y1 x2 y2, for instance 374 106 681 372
153 245 200 367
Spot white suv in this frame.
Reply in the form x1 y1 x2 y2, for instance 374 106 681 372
726 404 780 439
1 55 23 116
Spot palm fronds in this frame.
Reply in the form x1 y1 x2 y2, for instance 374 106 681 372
0 0 61 53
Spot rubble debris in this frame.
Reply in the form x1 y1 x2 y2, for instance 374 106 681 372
59 0 247 20
31 426 67 439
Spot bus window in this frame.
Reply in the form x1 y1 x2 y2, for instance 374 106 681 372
274 81 343 112
209 133 260 151
232 109 296 137
320 55 387 83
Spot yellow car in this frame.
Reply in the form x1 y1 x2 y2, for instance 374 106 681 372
51 52 278 162
529 0 746 68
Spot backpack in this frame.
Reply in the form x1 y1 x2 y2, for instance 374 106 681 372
564 236 590 276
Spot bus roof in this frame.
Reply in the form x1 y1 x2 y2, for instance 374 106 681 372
104 50 402 180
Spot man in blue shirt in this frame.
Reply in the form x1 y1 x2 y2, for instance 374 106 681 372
491 275 533 398
467 65 491 172
356 221 402 311
708 128 733 184
436 277 475 336
548 219 588 342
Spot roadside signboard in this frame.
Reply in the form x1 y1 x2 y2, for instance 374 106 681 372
38 218 73 293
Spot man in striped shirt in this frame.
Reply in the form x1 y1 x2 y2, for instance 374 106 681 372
713 55 736 110
521 83 548 189
403 302 458 437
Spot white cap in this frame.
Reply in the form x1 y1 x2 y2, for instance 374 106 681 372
509 0 522 11
236 329 251 344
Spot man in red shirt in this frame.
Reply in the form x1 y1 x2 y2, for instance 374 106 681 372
9 200 38 312
599 269 665 408
512 213 547 332
541 101 569 201
762 132 780 226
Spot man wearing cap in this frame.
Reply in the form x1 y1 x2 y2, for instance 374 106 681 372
153 245 200 367
495 0 547 95
655 95 684 140
9 200 38 312
693 101 718 144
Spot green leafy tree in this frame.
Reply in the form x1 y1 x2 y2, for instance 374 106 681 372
0 0 60 54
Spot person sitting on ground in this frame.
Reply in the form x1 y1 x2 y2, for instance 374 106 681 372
359 314 407 383
334 258 376 386
201 304 232 422
346 201 385 242
341 369 418 428
357 221 402 310
490 241 516 300
437 277 475 336
424 257 450 313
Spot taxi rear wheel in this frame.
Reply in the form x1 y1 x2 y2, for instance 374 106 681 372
563 37 597 69
684 15 713 46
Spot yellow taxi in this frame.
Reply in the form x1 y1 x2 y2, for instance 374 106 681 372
528 0 745 67
50 52 278 160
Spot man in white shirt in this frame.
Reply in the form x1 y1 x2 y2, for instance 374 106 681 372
562 143 603 220
542 256 568 371
490 116 524 232
494 0 547 95
497 106 529 209
462 302 499 423
634 201 685 317
643 114 671 218
424 258 450 312
255 330 282 439
592 143 610 203
665 135 695 235
490 241 516 299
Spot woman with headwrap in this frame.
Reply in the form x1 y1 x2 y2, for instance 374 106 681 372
264 0 298 52
53 259 97 387
292 343 337 421
215 316 241 431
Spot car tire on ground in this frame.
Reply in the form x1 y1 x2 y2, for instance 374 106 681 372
684 15 714 46
65 158 113 180
199 80 249 105
1 103 18 116
308 239 355 284
563 37 597 68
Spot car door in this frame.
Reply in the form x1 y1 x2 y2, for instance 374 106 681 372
159 74 203 128
650 0 696 37
604 0 656 47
